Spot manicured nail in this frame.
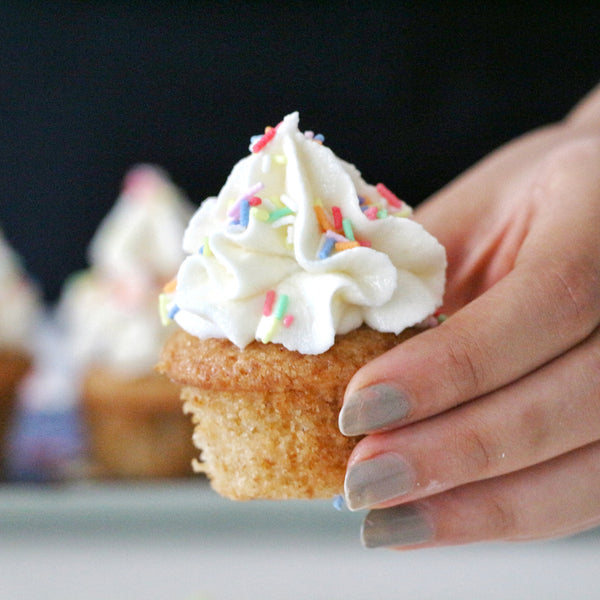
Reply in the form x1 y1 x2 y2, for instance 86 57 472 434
339 383 410 436
344 453 414 511
361 505 434 548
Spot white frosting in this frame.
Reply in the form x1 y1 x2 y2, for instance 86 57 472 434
170 113 446 355
58 165 194 373
0 228 40 351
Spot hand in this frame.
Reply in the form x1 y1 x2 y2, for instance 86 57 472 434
339 85 600 549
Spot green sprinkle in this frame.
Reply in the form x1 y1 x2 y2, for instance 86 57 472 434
267 207 293 222
274 294 289 319
342 218 355 241
377 209 388 219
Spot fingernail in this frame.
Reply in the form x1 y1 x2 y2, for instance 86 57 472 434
344 453 414 511
361 505 434 548
339 383 410 436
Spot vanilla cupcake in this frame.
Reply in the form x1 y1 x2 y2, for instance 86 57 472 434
158 113 446 499
59 165 197 478
0 228 41 474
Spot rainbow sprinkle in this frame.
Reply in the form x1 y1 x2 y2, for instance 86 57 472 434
256 290 293 343
251 122 281 153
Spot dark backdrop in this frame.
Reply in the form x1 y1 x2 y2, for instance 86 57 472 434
1 1 599 301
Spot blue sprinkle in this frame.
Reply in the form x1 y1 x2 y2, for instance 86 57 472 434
314 133 325 142
240 199 250 228
358 195 366 205
167 304 180 319
318 237 335 259
332 495 345 511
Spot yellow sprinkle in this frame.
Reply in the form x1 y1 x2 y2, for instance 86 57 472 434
202 236 212 257
158 294 171 326
273 154 287 164
250 207 270 222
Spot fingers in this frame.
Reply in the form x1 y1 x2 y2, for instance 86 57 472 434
340 255 600 435
361 440 600 549
344 325 600 511
341 137 600 436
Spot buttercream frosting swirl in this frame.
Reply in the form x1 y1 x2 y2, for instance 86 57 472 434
59 165 194 373
169 113 446 354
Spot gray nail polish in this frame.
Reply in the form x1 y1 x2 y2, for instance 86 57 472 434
345 453 414 511
339 383 410 436
361 505 434 549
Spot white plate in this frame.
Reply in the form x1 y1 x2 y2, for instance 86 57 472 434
1 479 598 600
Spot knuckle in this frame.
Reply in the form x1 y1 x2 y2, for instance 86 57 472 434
481 491 517 539
452 420 496 479
544 256 600 337
441 327 490 403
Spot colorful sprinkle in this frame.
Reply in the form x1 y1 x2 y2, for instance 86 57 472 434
376 182 404 209
318 237 335 259
283 315 294 328
158 294 171 326
325 230 349 243
267 207 294 222
162 278 177 293
365 206 378 220
250 207 270 222
332 495 345 511
331 206 342 230
335 241 360 251
167 303 180 320
263 290 276 316
314 205 334 232
251 123 280 153
239 199 250 228
249 196 262 207
273 294 289 320
200 236 213 256
342 218 355 241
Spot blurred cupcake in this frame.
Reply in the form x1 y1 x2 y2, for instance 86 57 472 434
0 228 41 475
58 165 197 478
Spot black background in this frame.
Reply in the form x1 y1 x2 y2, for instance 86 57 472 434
1 1 599 301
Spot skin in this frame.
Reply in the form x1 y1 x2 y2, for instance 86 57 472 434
343 83 600 548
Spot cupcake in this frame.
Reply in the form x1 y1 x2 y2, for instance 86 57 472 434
158 114 446 499
58 165 197 478
0 228 41 474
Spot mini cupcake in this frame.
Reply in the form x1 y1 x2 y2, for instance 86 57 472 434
58 165 197 478
158 114 446 499
0 228 41 474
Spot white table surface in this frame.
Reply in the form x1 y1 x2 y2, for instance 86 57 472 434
1 479 598 600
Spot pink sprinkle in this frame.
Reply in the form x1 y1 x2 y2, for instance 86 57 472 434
263 290 276 316
358 239 372 248
249 196 262 206
365 206 378 220
283 315 294 327
325 230 349 243
376 183 404 208
252 122 281 153
331 206 342 230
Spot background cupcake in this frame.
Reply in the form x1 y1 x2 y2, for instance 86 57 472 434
58 164 197 479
